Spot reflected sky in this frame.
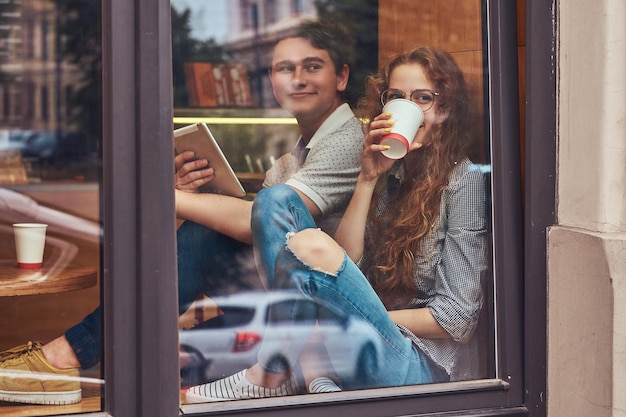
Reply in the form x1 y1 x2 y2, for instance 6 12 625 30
172 0 229 42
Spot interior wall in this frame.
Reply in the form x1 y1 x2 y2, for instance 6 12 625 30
378 0 486 162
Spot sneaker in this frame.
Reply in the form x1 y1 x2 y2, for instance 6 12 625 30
0 341 81 405
308 377 342 393
185 369 300 403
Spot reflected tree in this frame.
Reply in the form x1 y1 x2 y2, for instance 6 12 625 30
315 0 379 107
53 2 226 129
171 7 225 108
52 0 378 140
53 0 101 146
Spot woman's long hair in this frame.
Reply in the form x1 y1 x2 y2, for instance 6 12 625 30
357 46 473 309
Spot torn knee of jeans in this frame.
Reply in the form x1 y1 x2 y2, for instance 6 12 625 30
284 228 321 243
285 228 342 276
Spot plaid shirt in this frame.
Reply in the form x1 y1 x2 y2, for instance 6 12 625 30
363 158 489 380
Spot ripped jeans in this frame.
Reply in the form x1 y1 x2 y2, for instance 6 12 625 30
251 184 448 389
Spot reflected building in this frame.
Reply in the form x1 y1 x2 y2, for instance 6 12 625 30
0 0 82 132
0 1 71 184
0 0 97 185
223 0 318 108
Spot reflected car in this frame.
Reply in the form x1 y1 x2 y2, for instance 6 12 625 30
0 130 37 151
179 290 383 387
21 131 97 164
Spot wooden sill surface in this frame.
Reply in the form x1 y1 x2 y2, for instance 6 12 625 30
0 397 101 416
0 383 102 416
0 388 191 415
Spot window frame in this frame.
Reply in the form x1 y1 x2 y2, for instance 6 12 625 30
101 0 180 416
99 0 555 416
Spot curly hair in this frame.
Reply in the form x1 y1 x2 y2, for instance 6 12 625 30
357 46 473 310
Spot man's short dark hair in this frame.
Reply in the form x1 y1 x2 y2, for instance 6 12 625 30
290 19 355 75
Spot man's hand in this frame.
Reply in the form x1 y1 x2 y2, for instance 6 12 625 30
175 151 215 192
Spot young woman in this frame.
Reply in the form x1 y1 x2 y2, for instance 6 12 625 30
185 46 489 402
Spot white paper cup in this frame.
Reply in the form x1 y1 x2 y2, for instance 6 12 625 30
13 223 48 269
380 99 424 159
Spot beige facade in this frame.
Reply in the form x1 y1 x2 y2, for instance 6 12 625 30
549 0 626 416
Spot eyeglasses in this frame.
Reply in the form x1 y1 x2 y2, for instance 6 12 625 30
380 88 439 112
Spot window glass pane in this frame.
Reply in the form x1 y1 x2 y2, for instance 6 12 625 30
172 0 496 409
0 0 103 414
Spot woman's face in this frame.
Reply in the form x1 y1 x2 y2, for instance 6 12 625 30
387 63 440 150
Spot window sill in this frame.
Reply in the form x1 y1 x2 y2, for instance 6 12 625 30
180 378 510 415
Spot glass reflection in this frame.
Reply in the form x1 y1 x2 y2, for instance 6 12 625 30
173 0 494 406
0 0 102 413
180 291 387 387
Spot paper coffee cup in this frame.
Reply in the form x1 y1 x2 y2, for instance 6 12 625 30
380 99 424 159
13 223 48 269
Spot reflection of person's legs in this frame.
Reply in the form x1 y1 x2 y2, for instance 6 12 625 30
176 220 261 310
62 308 101 369
59 220 260 368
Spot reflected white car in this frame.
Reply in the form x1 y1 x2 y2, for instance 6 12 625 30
0 130 36 152
179 290 383 387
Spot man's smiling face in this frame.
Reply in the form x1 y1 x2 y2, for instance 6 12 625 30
269 37 348 123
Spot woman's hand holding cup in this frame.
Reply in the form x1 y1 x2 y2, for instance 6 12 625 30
379 99 424 159
360 113 400 183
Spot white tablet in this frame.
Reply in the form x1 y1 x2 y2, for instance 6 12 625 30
173 123 246 198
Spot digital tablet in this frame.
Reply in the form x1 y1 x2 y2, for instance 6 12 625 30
173 123 246 198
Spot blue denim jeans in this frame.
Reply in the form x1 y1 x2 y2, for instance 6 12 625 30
251 184 319 288
65 220 261 369
251 185 448 388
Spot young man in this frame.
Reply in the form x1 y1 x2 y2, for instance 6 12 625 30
0 19 364 405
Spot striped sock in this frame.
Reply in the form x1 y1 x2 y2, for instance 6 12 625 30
308 377 341 393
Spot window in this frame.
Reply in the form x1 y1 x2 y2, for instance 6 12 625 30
291 0 303 14
26 82 35 121
2 88 9 120
65 84 73 119
169 0 526 416
265 0 278 24
1 0 556 416
41 16 48 60
240 0 254 30
0 1 103 416
40 85 48 121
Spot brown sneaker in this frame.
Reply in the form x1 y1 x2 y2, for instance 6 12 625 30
0 341 81 405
